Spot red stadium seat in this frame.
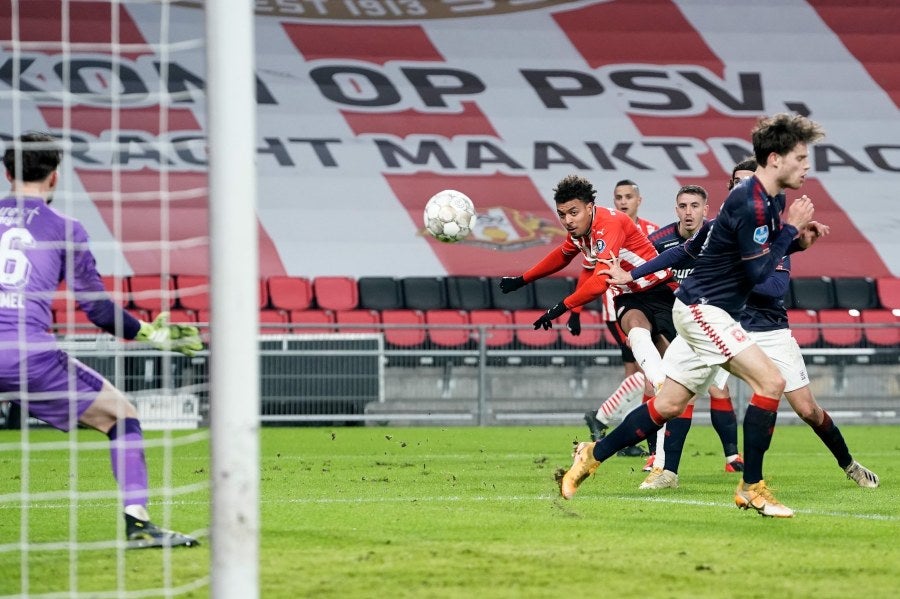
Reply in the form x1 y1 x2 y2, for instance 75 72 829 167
128 274 176 312
176 275 210 311
152 308 196 324
513 309 560 348
860 309 900 347
258 279 269 309
875 277 900 310
561 309 603 348
381 309 426 347
313 276 358 311
259 309 290 334
425 309 471 348
817 309 862 347
268 276 313 311
289 309 335 334
334 309 380 334
53 308 101 335
786 309 820 347
469 309 514 347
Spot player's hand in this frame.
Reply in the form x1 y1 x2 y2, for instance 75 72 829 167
499 276 526 294
596 255 633 285
533 302 568 330
785 195 814 231
566 312 581 336
797 220 830 248
136 312 204 357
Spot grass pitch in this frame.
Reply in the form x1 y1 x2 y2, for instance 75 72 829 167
1 424 899 598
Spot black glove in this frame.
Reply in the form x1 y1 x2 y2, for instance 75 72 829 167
533 302 568 330
566 312 581 336
499 276 526 294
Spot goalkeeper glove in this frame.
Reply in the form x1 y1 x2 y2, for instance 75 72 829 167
136 312 204 357
533 302 568 330
499 276 526 294
566 311 581 336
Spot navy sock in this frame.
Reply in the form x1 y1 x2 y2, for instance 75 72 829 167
812 411 852 470
742 402 778 484
710 399 739 457
663 416 691 474
593 403 663 462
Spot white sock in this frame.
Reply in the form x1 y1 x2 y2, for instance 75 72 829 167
597 372 646 424
654 424 667 469
124 504 150 521
627 327 665 388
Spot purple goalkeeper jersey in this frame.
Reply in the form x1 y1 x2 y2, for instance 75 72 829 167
0 196 140 342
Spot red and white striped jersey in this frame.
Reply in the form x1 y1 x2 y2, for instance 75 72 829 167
583 214 661 320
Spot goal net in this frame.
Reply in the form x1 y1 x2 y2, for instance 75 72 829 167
0 1 258 596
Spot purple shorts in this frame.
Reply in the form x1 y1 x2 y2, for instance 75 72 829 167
1 349 105 432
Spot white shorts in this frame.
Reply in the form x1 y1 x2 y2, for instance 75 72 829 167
747 328 809 393
663 300 756 394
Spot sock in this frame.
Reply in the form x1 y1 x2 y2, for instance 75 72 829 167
662 404 694 474
709 396 740 457
593 401 664 462
597 372 646 424
108 418 149 508
642 393 657 454
654 424 666 469
811 410 853 470
742 395 779 484
627 328 665 388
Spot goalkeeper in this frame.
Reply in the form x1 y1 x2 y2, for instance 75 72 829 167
1 133 202 548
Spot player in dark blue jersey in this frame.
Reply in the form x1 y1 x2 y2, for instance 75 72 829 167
1 133 202 547
559 113 823 517
607 165 878 489
637 185 743 489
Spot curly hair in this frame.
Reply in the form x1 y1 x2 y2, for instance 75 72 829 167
752 114 824 166
3 132 62 182
553 174 596 204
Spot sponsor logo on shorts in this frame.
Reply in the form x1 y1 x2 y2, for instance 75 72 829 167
731 328 748 342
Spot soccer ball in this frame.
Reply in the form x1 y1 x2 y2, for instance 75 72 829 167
423 189 477 243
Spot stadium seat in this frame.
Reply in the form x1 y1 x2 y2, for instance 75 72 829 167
790 277 836 310
259 309 290 334
533 276 575 309
268 276 313 311
513 309 560 348
786 309 820 347
833 277 878 310
446 276 492 311
289 309 335 334
860 309 900 347
381 309 427 347
53 276 129 315
561 309 603 348
489 277 535 310
258 279 269 309
875 277 900 310
334 309 380 334
469 309 514 347
402 277 448 310
313 276 358 311
358 276 404 310
153 308 196 323
425 309 471 348
176 275 210 311
128 274 175 312
53 308 101 335
817 309 863 347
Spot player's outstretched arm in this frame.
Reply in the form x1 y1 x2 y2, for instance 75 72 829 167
136 312 204 356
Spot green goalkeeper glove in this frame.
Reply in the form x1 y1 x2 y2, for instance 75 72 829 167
136 312 204 357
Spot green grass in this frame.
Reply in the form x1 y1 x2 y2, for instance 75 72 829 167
1 424 899 598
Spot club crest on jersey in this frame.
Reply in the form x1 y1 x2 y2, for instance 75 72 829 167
753 225 768 245
596 239 606 253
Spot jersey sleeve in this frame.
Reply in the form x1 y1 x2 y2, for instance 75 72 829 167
68 220 142 339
